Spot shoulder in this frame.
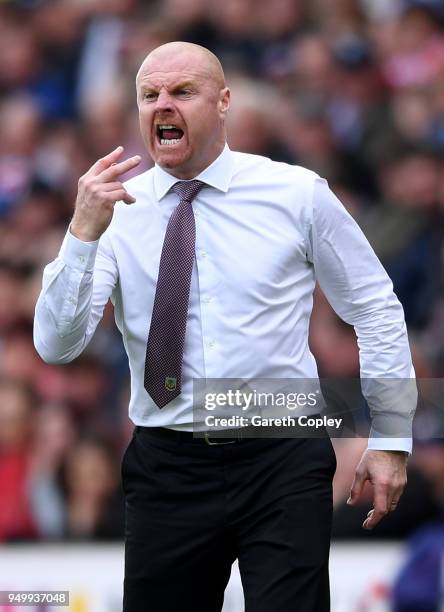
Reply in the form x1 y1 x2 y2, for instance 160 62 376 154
232 149 319 183
230 149 321 199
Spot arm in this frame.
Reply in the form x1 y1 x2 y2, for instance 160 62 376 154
33 146 141 364
308 177 416 528
33 230 116 363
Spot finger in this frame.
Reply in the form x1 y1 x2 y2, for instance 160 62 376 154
363 507 389 530
347 469 366 505
388 490 403 512
388 477 406 511
363 509 385 530
102 189 136 205
100 182 124 192
100 155 141 181
90 146 124 176
363 509 373 528
363 483 390 529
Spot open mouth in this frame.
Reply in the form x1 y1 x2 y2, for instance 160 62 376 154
156 124 184 145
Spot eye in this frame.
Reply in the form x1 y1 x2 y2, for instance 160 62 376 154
143 92 157 101
176 89 193 97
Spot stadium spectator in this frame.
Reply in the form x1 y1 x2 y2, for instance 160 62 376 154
0 379 37 541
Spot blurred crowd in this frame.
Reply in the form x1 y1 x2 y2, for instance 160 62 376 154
0 0 443 543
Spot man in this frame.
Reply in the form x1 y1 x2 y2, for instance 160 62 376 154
34 42 415 611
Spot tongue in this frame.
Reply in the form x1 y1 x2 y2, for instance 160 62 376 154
163 129 182 140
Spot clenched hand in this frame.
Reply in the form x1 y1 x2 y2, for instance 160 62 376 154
347 449 408 530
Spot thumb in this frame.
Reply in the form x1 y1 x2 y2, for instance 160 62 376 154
347 469 366 505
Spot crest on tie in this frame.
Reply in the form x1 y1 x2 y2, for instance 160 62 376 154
165 377 177 391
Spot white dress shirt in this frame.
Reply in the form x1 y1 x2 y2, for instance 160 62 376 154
33 144 416 452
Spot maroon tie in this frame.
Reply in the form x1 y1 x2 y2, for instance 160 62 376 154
144 180 205 408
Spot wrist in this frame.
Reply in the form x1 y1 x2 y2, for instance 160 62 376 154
70 223 101 242
368 448 409 461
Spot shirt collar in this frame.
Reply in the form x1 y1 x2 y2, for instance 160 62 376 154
153 143 234 202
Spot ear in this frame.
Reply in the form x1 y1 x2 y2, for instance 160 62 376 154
218 87 230 118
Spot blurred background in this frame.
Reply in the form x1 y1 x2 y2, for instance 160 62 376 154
0 0 443 609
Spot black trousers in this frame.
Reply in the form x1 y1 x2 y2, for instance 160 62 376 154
122 428 336 612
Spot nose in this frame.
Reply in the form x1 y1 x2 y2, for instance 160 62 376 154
154 89 174 113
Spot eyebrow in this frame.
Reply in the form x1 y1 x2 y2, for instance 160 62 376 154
140 80 197 92
172 82 196 91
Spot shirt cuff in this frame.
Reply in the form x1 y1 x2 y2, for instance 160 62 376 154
59 227 99 272
367 437 412 455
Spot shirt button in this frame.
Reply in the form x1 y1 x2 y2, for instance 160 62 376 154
208 341 216 349
78 256 86 264
68 297 76 304
200 250 207 259
203 296 213 303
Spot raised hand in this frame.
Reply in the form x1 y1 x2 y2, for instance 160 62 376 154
71 146 141 242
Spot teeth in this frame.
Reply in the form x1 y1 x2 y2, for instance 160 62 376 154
158 124 177 129
160 138 181 145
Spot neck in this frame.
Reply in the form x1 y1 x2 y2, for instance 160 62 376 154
160 140 226 180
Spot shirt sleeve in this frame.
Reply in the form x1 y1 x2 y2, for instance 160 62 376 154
33 227 118 364
307 177 417 454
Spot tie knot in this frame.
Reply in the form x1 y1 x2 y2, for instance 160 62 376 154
172 180 205 203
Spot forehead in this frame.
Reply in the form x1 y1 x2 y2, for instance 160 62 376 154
137 53 210 88
138 69 203 90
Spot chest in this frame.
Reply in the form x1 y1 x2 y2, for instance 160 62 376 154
111 189 310 301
